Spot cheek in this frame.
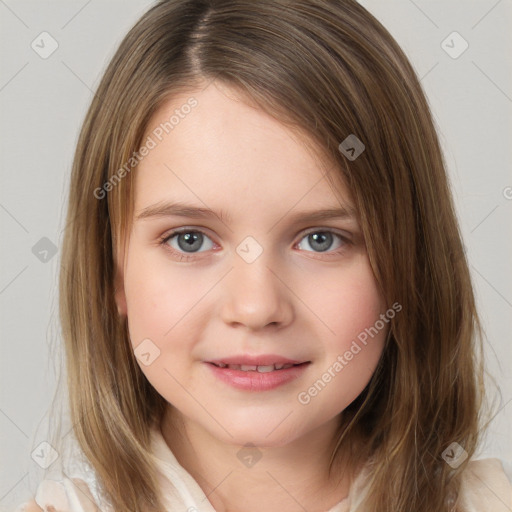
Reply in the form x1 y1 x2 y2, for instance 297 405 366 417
122 250 218 391
123 253 200 344
122 260 200 399
124 275 171 346
333 279 384 350
304 257 385 349
296 259 387 409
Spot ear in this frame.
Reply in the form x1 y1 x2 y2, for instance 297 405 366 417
113 254 128 317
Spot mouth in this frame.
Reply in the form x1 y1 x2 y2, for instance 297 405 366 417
208 362 309 372
205 360 311 391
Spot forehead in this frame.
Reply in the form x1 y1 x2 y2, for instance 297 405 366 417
134 83 353 220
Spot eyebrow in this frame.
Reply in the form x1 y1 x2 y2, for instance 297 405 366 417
135 200 357 225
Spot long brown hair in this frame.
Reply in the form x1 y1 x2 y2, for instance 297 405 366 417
55 0 493 510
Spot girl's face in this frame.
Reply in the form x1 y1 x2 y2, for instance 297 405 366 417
115 82 388 447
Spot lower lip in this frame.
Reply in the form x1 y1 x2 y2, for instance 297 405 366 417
205 362 310 391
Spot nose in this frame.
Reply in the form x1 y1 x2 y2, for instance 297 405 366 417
220 250 294 331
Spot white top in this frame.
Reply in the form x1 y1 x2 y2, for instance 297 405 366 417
14 424 512 511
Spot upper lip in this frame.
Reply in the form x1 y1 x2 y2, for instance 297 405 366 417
206 355 309 366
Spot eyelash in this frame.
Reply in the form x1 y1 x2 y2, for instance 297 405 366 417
157 227 352 261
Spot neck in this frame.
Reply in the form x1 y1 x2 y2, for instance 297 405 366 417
160 407 356 512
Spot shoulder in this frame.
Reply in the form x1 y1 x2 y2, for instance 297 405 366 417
13 477 102 512
457 458 512 512
13 499 42 512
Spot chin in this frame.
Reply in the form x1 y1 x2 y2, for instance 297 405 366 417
212 417 303 449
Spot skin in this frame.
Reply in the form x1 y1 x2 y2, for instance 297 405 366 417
115 81 388 512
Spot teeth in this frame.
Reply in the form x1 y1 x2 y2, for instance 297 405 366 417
273 363 295 370
256 365 274 373
214 363 297 371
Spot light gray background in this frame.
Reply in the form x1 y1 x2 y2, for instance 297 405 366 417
1 0 511 509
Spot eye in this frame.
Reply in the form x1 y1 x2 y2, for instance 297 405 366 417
159 229 215 259
159 227 351 261
295 230 349 254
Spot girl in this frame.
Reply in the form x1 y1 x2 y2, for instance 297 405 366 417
16 0 512 511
